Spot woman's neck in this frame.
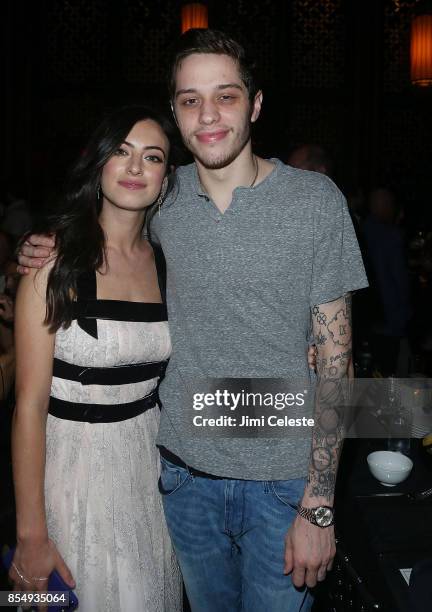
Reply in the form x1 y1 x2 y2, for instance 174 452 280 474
99 205 146 254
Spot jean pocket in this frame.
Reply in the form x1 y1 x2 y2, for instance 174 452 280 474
158 457 191 496
269 477 307 509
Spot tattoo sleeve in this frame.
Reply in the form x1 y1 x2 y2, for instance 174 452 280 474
308 293 352 503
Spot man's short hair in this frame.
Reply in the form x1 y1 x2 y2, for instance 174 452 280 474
168 28 259 102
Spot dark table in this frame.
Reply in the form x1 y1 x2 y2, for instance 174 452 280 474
320 438 432 611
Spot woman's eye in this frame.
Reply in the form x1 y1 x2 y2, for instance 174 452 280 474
146 155 163 163
114 148 128 156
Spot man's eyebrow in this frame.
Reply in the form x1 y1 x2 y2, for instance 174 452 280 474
123 141 166 156
175 83 244 98
216 83 243 91
175 88 197 98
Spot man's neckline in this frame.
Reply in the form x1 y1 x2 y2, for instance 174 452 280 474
191 157 282 197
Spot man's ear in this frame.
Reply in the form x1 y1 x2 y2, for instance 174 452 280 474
251 90 263 124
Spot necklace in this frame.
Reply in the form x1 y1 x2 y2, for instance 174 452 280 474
249 154 259 188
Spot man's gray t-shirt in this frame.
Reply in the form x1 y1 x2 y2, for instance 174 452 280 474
151 159 368 480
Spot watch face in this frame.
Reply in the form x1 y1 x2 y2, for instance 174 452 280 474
314 506 333 527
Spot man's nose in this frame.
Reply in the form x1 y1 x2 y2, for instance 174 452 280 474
199 99 220 125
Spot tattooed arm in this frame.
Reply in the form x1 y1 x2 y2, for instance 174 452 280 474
284 293 352 589
307 293 351 502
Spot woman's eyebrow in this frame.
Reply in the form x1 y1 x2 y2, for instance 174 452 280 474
123 142 166 156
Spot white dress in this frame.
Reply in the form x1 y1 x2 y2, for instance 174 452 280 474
44 272 182 612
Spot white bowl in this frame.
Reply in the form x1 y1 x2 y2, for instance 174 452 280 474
367 451 413 487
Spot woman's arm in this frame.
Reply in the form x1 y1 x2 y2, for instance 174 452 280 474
11 264 75 593
13 265 54 543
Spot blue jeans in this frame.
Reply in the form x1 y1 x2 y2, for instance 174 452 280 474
159 457 313 612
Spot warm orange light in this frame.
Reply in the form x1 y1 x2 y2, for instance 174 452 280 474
411 14 432 86
181 3 208 34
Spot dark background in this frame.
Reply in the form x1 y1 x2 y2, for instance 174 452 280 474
2 0 432 227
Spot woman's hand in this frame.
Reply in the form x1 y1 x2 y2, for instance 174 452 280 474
9 538 75 610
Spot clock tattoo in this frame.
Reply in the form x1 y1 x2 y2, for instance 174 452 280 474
312 447 331 471
326 433 338 447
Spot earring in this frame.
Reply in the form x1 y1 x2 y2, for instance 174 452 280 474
157 176 168 216
97 185 101 200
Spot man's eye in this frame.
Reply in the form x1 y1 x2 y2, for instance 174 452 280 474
183 98 198 106
220 95 234 101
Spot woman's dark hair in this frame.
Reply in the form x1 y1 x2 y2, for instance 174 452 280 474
42 105 177 332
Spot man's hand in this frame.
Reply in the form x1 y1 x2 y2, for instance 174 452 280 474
17 234 56 275
284 515 335 588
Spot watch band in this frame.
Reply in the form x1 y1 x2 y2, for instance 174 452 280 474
297 504 334 527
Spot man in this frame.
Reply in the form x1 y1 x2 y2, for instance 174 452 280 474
19 29 367 612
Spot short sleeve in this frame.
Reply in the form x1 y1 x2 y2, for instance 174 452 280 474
310 177 368 306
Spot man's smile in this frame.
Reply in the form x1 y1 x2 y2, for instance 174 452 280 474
195 130 230 144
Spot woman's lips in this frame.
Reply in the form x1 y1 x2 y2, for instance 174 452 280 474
196 130 229 143
118 181 147 190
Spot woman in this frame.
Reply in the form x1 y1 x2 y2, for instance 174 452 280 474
10 106 182 611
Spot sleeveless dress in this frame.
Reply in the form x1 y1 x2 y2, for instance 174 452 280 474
43 265 182 612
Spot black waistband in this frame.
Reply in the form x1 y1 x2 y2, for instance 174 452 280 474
52 358 167 386
158 446 232 480
49 390 159 423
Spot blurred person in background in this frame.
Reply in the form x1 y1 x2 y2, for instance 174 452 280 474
0 180 32 244
0 230 16 397
363 187 412 376
286 143 334 177
0 230 16 543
